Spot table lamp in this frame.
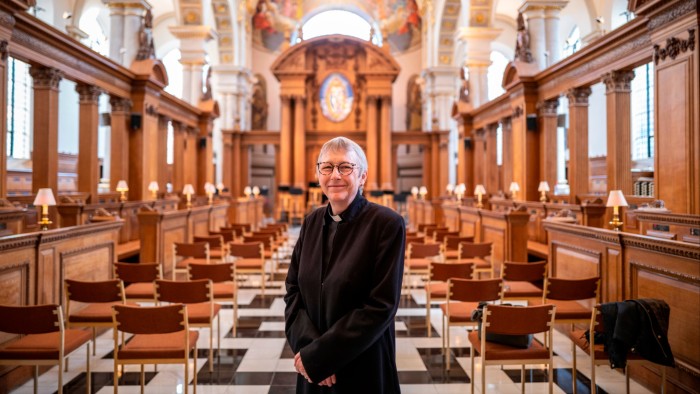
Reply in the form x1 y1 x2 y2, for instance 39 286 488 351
148 181 159 200
411 186 419 199
216 182 225 194
183 184 195 208
204 182 216 204
419 186 428 200
446 183 454 196
606 190 628 231
474 184 486 208
34 188 56 231
455 183 466 202
252 186 260 197
509 182 520 200
244 186 252 199
116 180 129 202
538 181 550 203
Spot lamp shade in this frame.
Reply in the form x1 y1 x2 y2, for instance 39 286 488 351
204 182 216 194
148 181 159 192
606 190 629 207
243 186 252 196
411 186 419 196
419 186 428 196
456 183 466 194
509 182 520 192
474 184 486 195
538 181 550 192
116 180 129 192
33 188 56 206
183 184 195 195
252 186 260 196
216 182 225 191
446 183 454 193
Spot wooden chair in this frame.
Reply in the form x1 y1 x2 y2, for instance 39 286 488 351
210 229 236 244
193 234 227 261
424 226 448 242
443 235 475 260
172 241 210 280
458 241 494 278
155 279 221 372
404 242 443 289
568 304 667 394
425 262 474 337
441 278 502 369
189 262 238 336
432 229 460 244
469 304 556 394
114 262 161 303
112 304 198 394
64 278 127 356
500 260 547 301
0 304 92 394
228 241 267 294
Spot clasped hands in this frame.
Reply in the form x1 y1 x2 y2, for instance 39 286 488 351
294 352 336 387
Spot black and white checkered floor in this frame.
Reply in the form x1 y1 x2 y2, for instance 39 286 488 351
12 229 652 394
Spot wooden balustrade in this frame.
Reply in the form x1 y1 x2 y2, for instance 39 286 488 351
0 207 27 236
544 221 700 393
630 211 700 244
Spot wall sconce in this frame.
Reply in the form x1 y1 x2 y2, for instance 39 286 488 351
216 182 225 194
419 186 428 200
509 182 520 200
183 184 195 208
243 186 252 199
474 184 486 208
538 181 550 203
116 180 129 202
204 182 216 205
446 183 454 196
148 181 159 200
455 183 466 202
606 190 628 231
411 186 419 199
252 186 260 197
33 188 56 231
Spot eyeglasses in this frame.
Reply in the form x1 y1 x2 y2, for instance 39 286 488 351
317 162 357 176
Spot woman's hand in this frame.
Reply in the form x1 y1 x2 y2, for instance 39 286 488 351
318 374 336 387
294 352 312 383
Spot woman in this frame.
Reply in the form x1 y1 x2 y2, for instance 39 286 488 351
284 137 405 393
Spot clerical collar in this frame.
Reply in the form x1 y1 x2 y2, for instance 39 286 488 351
328 211 342 222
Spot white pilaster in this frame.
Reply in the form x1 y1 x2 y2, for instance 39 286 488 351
520 1 569 69
169 25 215 106
102 0 150 67
457 27 501 108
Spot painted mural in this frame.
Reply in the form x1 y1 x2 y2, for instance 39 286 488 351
377 0 422 52
251 0 299 50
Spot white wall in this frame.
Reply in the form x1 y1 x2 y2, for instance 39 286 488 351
392 47 422 131
588 82 606 157
57 79 79 154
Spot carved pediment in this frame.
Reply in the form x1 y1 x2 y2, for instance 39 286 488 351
501 60 538 90
130 58 169 88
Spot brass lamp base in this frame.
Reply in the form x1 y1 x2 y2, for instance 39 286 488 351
38 217 52 231
609 215 624 231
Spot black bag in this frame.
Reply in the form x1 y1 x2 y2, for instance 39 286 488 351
471 302 533 349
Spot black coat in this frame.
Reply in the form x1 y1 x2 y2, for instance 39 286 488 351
284 195 405 394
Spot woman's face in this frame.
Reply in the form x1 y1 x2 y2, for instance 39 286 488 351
317 149 366 214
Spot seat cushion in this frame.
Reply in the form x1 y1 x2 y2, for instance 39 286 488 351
503 281 543 298
69 302 123 323
425 282 448 298
468 330 550 360
186 303 222 324
125 283 156 300
0 329 92 360
405 258 431 270
117 331 199 360
235 258 264 269
211 283 236 299
176 257 208 269
440 301 479 323
548 300 592 321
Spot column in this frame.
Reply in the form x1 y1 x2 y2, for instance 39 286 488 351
463 137 475 194
102 0 149 66
109 97 131 191
379 96 393 190
519 4 546 69
538 99 559 191
366 96 379 190
544 5 566 65
501 118 514 193
604 70 635 194
184 127 198 187
473 129 486 186
456 27 501 107
0 36 10 197
169 26 214 105
172 122 185 193
279 96 292 187
30 66 62 193
567 87 592 203
198 112 215 194
157 116 169 191
293 95 306 189
76 84 103 202
485 123 498 193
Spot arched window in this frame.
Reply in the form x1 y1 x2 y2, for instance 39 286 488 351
487 51 508 101
631 62 654 160
162 49 183 98
563 26 580 58
302 10 373 42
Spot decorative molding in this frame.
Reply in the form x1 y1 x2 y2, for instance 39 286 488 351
602 70 635 93
629 260 700 284
0 236 39 252
566 87 592 105
621 235 700 260
76 84 104 104
537 99 559 116
29 66 63 88
60 242 115 263
653 29 695 65
648 0 697 31
0 258 31 271
552 240 603 259
109 97 133 113
0 11 15 29
634 212 700 226
543 222 622 244
40 222 122 244
0 40 8 61
145 104 158 117
512 106 523 118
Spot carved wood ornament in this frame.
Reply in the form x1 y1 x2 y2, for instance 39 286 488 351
653 29 695 65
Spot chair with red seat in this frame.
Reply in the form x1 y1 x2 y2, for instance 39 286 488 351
112 304 198 394
172 241 210 280
404 242 443 289
500 260 547 301
229 241 267 294
441 277 502 369
469 304 556 394
64 279 127 356
155 279 221 372
0 304 92 394
457 241 494 278
193 234 227 261
425 262 473 337
188 262 238 336
114 262 161 304
442 235 475 260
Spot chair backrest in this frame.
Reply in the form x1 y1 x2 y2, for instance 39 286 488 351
444 235 475 251
430 262 474 282
193 235 224 249
501 261 547 282
417 223 437 232
407 242 442 259
448 278 503 303
173 241 209 258
113 304 187 335
114 262 161 283
458 242 492 259
544 276 600 302
425 226 448 238
483 304 556 335
210 230 235 243
406 235 425 245
228 242 264 259
65 279 124 303
433 230 460 243
243 234 272 249
0 304 61 334
189 262 235 283
155 279 212 304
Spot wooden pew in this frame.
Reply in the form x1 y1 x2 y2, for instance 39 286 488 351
634 211 700 244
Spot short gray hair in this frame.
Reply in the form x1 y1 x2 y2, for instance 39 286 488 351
316 136 368 175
